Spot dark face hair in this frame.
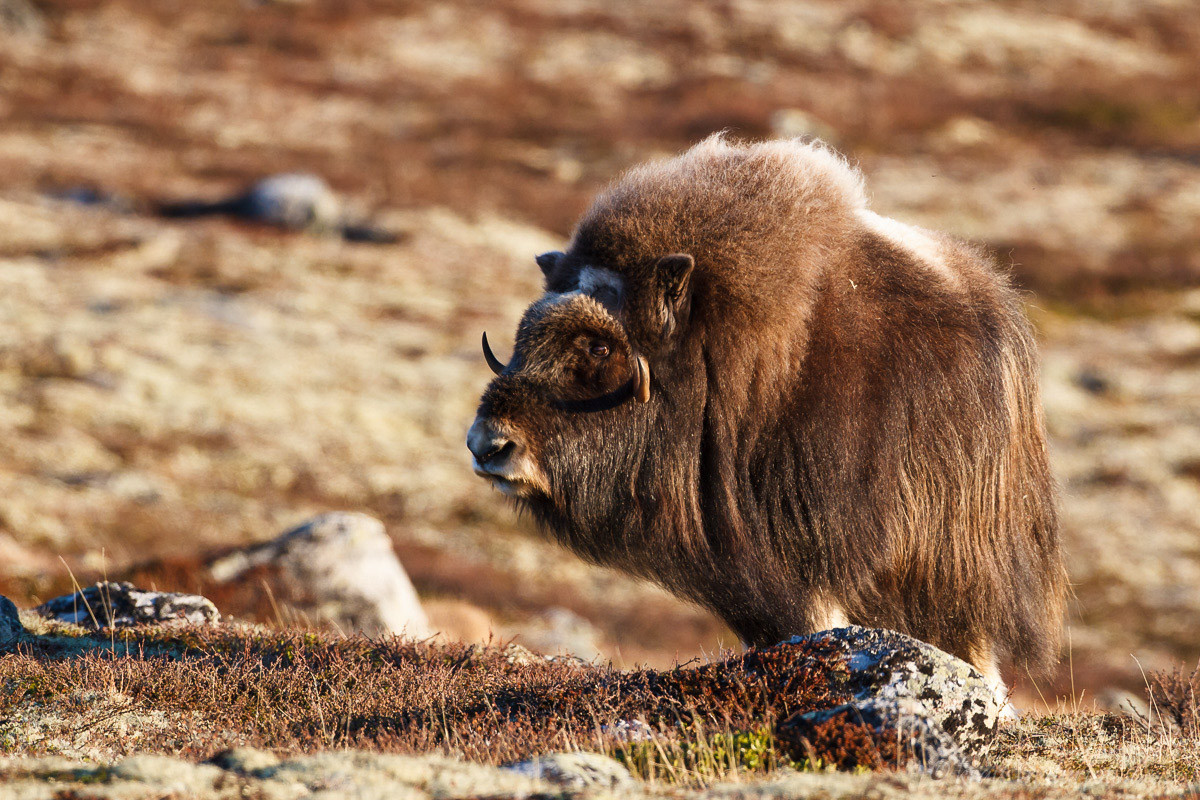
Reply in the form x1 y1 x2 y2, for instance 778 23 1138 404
535 250 696 359
468 293 652 507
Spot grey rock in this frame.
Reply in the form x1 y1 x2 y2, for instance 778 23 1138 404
516 606 603 661
769 108 838 143
111 754 225 790
159 173 399 242
1095 687 1152 723
258 751 553 798
600 719 655 742
160 173 341 232
500 642 542 665
34 581 220 629
239 173 342 231
0 0 44 36
777 626 1002 776
208 747 282 774
792 698 981 779
811 627 999 749
505 752 635 791
209 512 430 638
0 595 25 648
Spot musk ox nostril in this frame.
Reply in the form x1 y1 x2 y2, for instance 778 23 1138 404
483 439 516 466
467 419 517 468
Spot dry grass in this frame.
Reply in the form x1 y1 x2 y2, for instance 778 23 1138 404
2 0 1200 708
3 622 1199 795
0 624 895 782
1146 660 1200 740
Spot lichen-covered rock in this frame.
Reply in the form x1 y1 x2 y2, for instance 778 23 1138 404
34 582 220 629
238 173 342 231
0 752 569 799
208 512 430 638
601 719 655 742
781 698 981 778
773 627 1002 776
505 752 635 791
257 751 559 798
0 595 25 648
207 747 281 774
0 0 44 36
160 173 342 232
110 754 226 793
515 606 604 661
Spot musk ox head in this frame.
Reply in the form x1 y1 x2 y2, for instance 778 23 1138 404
467 292 651 504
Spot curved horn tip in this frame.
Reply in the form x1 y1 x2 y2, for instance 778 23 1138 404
635 356 651 404
481 332 508 376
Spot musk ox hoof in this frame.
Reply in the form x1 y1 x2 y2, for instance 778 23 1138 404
774 626 1002 776
35 581 220 629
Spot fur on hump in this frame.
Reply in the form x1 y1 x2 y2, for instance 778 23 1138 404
571 134 866 319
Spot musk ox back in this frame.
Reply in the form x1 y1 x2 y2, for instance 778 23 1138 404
468 136 1066 684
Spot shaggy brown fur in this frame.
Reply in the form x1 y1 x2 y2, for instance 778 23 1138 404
470 136 1066 677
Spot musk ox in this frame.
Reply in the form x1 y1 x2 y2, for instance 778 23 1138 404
467 136 1066 688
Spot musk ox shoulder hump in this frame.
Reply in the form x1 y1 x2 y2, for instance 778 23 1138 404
856 209 964 290
667 133 870 213
575 135 869 273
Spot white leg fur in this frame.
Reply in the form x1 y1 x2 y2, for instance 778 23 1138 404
980 657 1019 719
810 593 849 630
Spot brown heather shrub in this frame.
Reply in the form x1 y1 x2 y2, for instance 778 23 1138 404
780 714 905 773
0 625 908 779
1147 660 1200 739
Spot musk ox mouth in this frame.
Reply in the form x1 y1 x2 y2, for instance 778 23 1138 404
472 467 539 498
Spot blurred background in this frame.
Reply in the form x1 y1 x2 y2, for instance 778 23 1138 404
1 0 1198 706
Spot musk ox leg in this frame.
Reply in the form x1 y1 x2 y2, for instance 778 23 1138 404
973 644 1019 719
810 592 850 631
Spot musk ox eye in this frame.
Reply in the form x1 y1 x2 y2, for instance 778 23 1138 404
589 341 610 359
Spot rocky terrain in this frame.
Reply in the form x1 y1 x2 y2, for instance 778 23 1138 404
2 0 1200 795
1 596 1198 799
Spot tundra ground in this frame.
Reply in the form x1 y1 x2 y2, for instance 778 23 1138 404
1 618 1198 798
1 0 1199 760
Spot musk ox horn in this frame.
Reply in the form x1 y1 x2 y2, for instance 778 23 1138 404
481 332 507 376
633 355 650 404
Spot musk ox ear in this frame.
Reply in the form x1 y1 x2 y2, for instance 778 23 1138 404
657 253 694 304
535 251 564 278
656 253 695 336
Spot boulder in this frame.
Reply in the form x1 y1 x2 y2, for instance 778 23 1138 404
159 173 341 232
773 627 1002 776
495 625 1004 776
0 595 25 648
0 0 44 36
236 173 342 231
504 752 635 791
600 719 655 742
514 606 603 661
207 747 282 774
781 697 982 778
208 512 430 639
34 582 219 629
